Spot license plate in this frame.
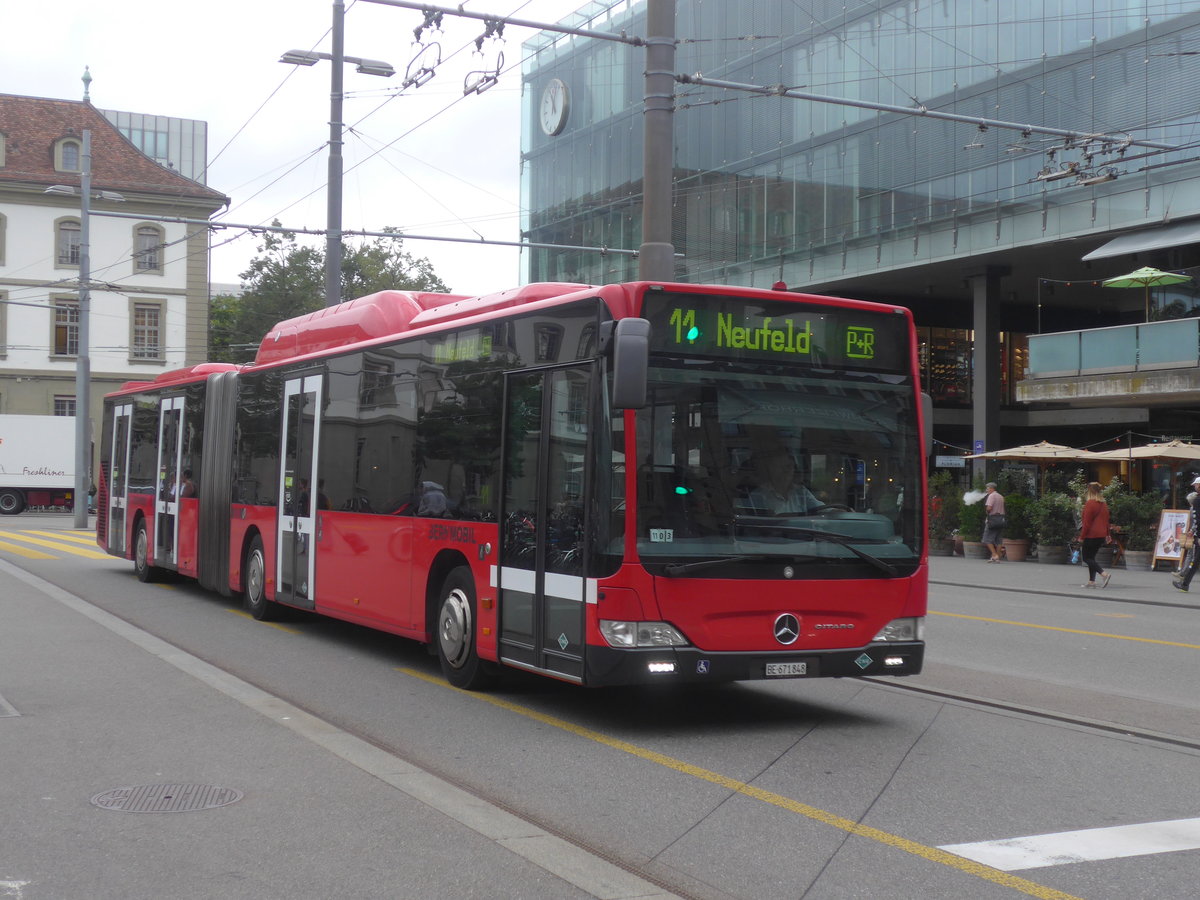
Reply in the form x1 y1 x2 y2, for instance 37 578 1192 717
765 661 808 678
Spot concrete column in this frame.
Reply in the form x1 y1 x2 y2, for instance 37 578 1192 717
968 267 1008 480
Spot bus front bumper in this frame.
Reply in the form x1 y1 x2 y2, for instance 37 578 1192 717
583 641 924 686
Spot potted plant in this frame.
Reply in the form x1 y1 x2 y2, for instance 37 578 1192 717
927 471 960 555
1001 493 1033 562
1030 491 1078 563
958 497 988 558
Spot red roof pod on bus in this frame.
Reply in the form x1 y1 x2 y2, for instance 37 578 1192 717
255 290 472 365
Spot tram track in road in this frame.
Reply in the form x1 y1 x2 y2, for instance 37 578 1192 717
864 676 1200 754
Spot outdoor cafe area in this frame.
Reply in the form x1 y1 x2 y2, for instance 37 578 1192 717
938 437 1200 571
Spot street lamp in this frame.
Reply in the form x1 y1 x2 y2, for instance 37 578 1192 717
44 131 124 528
280 0 395 307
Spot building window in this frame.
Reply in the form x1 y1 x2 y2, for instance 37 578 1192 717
56 218 81 266
133 224 164 273
56 138 82 172
0 289 7 359
0 212 5 265
54 396 76 417
53 298 79 357
131 302 163 360
0 131 6 167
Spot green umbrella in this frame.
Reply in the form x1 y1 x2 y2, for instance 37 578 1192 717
1102 266 1192 321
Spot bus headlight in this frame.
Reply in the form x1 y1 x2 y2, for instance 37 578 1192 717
599 620 689 648
872 617 924 642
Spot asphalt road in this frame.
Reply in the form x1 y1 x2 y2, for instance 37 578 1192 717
2 515 1198 900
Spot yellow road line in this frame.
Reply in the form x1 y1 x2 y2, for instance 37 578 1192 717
399 667 1081 900
226 608 302 635
24 529 98 545
932 610 1200 650
0 532 110 559
0 539 55 560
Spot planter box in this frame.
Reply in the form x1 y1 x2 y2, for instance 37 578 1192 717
1037 544 1069 564
1123 549 1153 570
963 540 991 559
928 539 955 556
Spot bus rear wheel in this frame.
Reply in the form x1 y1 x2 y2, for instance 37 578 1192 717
435 567 496 690
243 534 279 621
133 519 161 583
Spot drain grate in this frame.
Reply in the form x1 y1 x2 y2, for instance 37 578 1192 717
91 784 243 813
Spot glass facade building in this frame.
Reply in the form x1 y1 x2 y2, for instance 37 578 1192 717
521 1 1200 460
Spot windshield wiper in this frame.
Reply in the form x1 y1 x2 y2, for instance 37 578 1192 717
731 518 899 576
662 555 775 576
786 527 898 576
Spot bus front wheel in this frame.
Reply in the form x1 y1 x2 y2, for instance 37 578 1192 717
435 567 496 690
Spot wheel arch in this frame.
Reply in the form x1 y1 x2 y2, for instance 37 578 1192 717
424 549 474 642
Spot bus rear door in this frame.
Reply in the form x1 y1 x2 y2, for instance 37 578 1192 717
107 402 133 555
498 366 591 683
276 373 322 610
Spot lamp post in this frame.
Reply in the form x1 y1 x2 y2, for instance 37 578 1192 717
280 0 395 307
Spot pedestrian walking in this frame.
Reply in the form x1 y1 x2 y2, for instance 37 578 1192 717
982 482 1006 562
1077 481 1111 588
1172 476 1200 592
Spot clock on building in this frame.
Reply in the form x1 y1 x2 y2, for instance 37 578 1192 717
539 78 570 136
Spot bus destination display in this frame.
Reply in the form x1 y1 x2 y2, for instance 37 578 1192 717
643 292 909 372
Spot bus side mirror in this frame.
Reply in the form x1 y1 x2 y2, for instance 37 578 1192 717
921 392 933 456
611 318 650 409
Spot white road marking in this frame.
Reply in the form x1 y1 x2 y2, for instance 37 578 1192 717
940 817 1200 870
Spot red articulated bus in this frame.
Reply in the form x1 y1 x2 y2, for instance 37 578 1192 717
98 281 928 689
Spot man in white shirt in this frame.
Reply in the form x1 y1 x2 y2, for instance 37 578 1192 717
740 447 821 514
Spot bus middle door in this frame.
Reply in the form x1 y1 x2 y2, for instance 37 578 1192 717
277 374 322 610
153 396 184 568
498 366 591 683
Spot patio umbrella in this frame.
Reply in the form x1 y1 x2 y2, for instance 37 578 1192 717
1102 266 1192 321
1089 439 1200 463
1089 439 1200 505
964 441 1095 494
964 440 1095 462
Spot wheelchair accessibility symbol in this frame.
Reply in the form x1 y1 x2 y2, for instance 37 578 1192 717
696 660 711 674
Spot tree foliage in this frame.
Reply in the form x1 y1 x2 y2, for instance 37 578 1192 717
209 225 451 363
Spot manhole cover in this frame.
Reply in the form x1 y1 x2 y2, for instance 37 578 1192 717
90 784 244 813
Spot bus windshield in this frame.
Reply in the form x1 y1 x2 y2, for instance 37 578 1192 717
634 294 921 578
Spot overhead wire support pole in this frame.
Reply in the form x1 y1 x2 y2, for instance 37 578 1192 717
675 74 1178 152
639 0 676 281
327 0 346 307
75 129 92 529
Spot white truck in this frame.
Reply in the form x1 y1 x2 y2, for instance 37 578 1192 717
0 414 77 515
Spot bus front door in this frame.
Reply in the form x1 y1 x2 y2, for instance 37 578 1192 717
498 367 591 683
277 374 322 610
153 396 184 568
108 402 133 555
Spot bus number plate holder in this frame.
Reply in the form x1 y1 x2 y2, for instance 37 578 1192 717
765 661 812 678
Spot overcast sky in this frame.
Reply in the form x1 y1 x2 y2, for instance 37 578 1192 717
3 0 602 296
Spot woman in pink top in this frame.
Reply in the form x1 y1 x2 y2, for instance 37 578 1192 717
982 482 1006 562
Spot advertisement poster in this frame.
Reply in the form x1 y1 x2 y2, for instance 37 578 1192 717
1153 510 1191 567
